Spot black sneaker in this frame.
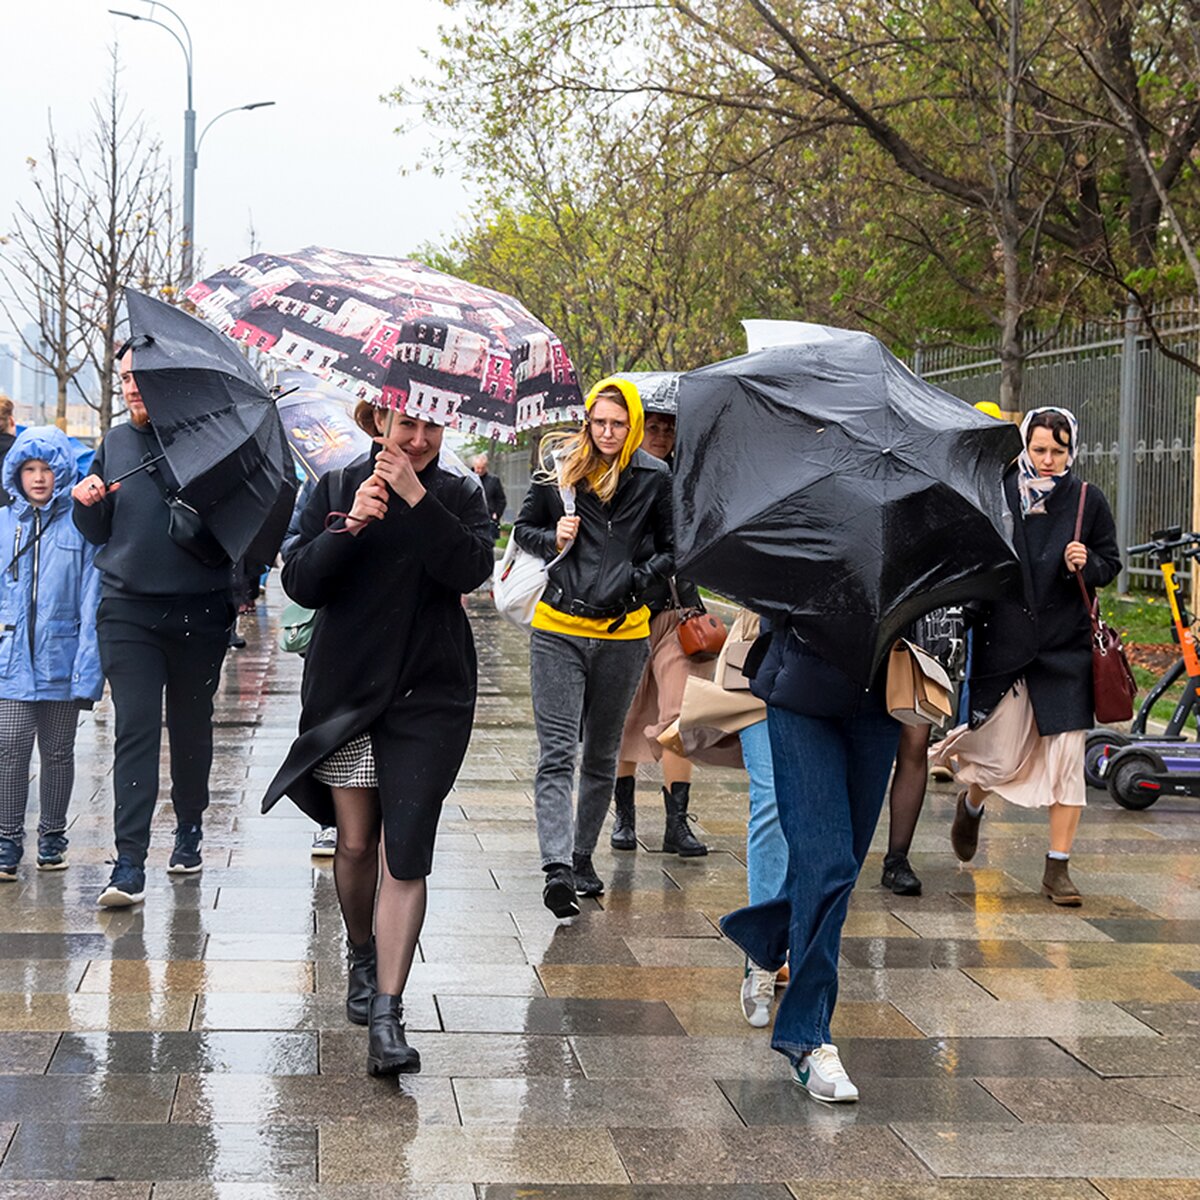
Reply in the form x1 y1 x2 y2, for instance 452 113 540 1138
542 863 580 918
168 823 203 874
98 857 146 907
36 832 69 871
880 851 922 896
572 851 604 897
0 836 22 881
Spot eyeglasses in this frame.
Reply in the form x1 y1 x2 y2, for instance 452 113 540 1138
588 418 629 433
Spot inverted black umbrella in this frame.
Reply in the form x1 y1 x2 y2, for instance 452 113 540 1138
123 289 296 562
673 326 1023 685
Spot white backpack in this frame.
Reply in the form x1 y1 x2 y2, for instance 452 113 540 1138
492 476 575 629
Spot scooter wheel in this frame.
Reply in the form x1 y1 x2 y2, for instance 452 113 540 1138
1085 730 1128 791
1107 752 1161 811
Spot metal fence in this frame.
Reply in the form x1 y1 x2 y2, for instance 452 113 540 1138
917 303 1200 589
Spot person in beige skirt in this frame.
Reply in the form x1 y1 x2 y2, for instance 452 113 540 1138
931 407 1121 905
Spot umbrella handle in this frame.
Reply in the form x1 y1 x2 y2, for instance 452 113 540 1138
105 453 167 487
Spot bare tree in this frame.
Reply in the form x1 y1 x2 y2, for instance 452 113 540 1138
0 119 91 428
75 49 180 433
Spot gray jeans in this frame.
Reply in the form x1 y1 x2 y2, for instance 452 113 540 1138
529 629 649 866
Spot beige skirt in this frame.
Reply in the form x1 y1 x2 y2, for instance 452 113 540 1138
930 682 1085 808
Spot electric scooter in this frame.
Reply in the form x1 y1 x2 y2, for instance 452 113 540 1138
1086 526 1200 809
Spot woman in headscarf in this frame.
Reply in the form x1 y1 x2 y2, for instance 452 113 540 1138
932 406 1121 905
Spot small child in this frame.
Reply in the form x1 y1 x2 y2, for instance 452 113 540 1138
0 427 101 878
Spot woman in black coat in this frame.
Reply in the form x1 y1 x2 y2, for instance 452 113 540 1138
933 407 1121 906
263 403 492 1075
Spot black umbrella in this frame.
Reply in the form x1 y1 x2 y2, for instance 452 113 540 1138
673 327 1023 685
123 289 296 562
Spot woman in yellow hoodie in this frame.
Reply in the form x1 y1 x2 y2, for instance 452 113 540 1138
514 378 675 916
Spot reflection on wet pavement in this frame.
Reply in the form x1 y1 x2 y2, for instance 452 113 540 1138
0 583 1197 1189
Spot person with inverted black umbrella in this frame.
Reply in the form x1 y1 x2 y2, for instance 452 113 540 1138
72 291 294 908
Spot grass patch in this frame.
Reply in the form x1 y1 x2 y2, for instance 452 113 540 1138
1102 592 1194 729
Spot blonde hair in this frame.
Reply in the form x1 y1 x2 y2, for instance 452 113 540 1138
536 387 627 503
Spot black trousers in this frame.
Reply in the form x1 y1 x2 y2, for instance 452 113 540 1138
97 594 231 865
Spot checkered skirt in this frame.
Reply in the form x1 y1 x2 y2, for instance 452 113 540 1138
312 732 377 789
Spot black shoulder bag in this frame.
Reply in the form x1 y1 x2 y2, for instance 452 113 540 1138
143 455 229 569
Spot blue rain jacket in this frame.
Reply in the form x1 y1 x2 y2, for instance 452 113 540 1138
0 427 102 702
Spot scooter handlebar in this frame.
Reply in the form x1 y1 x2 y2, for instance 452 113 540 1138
1127 532 1200 557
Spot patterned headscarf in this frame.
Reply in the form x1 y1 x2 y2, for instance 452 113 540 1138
1017 406 1079 517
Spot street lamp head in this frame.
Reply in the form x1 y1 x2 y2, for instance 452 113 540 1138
108 10 143 19
242 102 276 112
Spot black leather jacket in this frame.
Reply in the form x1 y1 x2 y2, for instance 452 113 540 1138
514 448 674 620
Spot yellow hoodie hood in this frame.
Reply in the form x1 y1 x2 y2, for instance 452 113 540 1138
585 376 645 476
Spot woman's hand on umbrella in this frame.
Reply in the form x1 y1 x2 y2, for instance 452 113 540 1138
1064 540 1088 572
556 515 580 551
72 474 118 506
346 476 389 535
374 446 426 508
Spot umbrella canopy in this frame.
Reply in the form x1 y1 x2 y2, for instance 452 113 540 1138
185 247 585 443
123 289 296 563
673 324 1023 685
612 371 680 415
275 368 372 482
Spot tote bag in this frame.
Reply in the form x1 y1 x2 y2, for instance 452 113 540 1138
493 477 575 629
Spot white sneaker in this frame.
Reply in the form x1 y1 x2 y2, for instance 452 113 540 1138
311 827 337 857
740 966 776 1028
792 1043 859 1103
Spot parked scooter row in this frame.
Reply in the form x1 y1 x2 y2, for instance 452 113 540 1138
1088 526 1200 809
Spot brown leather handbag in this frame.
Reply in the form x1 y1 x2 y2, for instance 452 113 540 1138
1073 483 1136 724
669 578 727 662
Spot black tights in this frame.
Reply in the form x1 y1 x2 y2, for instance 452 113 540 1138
887 723 932 857
331 786 426 997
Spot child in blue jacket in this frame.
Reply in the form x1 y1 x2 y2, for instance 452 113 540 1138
0 427 101 877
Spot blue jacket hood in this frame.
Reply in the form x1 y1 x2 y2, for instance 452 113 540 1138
2 426 78 515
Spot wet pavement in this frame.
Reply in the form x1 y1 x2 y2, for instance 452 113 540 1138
0 581 1198 1196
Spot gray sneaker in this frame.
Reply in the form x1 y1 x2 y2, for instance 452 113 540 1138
311 827 337 857
792 1043 859 1103
740 966 777 1028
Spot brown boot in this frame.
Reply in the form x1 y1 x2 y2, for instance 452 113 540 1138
950 791 983 862
1041 855 1082 907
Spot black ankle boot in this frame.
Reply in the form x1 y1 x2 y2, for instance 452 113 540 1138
572 851 604 896
611 776 637 850
662 783 708 857
542 862 580 918
366 993 420 1076
881 851 922 896
345 936 377 1026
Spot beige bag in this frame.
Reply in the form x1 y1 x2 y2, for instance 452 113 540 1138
886 639 953 727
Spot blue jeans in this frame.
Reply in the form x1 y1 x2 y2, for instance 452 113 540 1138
740 720 787 906
722 703 900 1061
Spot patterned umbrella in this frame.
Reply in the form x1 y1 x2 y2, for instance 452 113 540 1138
612 371 680 415
186 247 585 443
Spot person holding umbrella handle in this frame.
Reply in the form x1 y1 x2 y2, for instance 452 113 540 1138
72 350 237 908
263 400 493 1077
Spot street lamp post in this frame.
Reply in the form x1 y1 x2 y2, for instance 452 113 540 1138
109 5 274 287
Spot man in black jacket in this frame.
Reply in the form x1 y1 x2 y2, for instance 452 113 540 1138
472 453 507 540
72 351 233 907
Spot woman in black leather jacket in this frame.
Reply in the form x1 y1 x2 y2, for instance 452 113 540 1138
513 377 673 916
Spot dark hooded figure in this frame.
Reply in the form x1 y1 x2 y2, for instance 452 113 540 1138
263 400 492 1077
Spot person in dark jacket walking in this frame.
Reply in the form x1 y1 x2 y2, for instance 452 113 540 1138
933 407 1121 905
263 402 493 1076
72 351 235 908
0 427 102 879
0 397 16 508
473 453 507 540
612 408 715 858
514 377 673 916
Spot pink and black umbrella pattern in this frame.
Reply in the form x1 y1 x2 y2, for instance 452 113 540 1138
185 246 585 442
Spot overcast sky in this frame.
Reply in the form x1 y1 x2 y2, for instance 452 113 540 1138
1 0 473 296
